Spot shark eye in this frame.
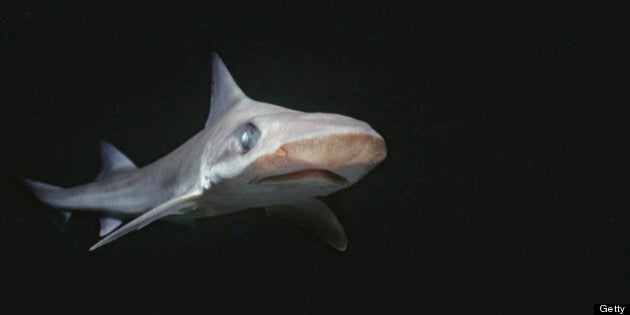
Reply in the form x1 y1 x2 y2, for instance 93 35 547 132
239 123 260 154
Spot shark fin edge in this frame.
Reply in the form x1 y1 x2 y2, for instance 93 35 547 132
89 189 202 251
95 141 137 181
99 216 124 237
205 53 246 128
22 178 73 233
48 211 72 234
22 178 64 206
266 198 348 251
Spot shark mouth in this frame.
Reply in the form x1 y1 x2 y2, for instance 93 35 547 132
256 169 348 186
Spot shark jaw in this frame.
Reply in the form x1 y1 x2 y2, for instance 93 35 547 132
256 169 349 186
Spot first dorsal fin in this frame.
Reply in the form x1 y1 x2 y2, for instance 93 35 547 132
205 53 246 128
95 141 137 181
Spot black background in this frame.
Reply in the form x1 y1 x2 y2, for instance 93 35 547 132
1 1 628 314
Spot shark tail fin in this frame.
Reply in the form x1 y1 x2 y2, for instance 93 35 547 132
22 178 126 236
22 178 64 206
22 178 73 233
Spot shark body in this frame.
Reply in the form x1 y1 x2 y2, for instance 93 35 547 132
24 54 387 251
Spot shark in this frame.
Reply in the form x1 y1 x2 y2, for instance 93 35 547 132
23 53 387 251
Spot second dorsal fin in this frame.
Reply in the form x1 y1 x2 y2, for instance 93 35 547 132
95 141 137 181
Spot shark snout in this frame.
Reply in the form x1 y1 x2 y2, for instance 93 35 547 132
278 133 387 168
253 133 386 186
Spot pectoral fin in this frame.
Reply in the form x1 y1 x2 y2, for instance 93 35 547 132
266 199 348 251
89 189 202 251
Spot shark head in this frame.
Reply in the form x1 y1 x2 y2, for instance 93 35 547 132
199 54 386 207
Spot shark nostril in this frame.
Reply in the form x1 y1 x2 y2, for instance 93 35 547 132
275 147 287 157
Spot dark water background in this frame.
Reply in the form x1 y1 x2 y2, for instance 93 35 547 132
1 1 628 314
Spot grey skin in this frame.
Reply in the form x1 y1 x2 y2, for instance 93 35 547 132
24 53 387 251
